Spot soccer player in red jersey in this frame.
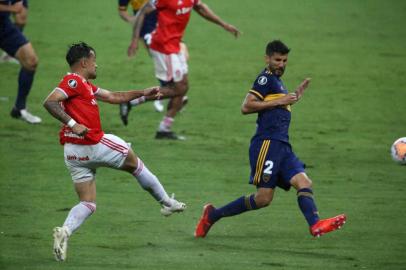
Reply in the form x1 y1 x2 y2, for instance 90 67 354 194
43 42 186 261
127 0 240 140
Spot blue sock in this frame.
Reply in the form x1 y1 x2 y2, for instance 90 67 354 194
15 68 35 110
297 188 319 226
209 194 258 223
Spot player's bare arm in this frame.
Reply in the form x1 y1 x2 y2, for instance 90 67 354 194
118 5 136 24
241 92 298 114
128 2 155 57
193 2 241 38
0 1 23 13
294 78 311 100
43 90 88 136
95 87 161 104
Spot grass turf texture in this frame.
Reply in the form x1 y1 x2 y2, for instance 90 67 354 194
1 0 406 269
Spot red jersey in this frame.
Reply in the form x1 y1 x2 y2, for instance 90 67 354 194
150 0 200 54
55 73 104 145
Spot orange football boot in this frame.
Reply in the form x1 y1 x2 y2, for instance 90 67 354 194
194 204 215 238
310 214 346 237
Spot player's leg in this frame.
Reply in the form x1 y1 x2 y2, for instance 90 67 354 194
289 172 346 237
0 3 27 63
155 74 188 139
53 143 98 261
120 147 186 215
290 173 319 226
194 187 272 238
195 139 283 237
157 77 187 125
53 180 97 261
1 19 41 123
12 42 41 123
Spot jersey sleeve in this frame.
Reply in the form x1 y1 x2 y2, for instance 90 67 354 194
89 81 100 94
56 76 81 98
249 74 273 100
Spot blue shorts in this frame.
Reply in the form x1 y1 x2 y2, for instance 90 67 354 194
249 138 305 190
0 18 28 57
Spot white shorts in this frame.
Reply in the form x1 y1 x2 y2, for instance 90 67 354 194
64 134 130 183
149 48 188 83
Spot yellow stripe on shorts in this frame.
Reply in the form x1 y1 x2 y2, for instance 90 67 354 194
253 140 270 185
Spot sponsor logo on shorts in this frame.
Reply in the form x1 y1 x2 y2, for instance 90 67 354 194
67 155 77 160
79 156 90 161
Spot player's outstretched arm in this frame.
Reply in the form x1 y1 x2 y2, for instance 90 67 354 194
43 90 88 136
95 87 161 104
294 78 311 100
128 2 155 57
241 93 298 114
193 2 241 38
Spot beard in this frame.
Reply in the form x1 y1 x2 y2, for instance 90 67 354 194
270 66 285 77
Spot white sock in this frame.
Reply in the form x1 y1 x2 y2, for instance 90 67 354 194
158 116 174 132
132 158 171 206
63 201 96 235
130 96 146 106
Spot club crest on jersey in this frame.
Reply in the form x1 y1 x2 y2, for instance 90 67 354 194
258 76 267 85
68 79 77 88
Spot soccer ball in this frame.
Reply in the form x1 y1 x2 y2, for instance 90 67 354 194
391 137 406 164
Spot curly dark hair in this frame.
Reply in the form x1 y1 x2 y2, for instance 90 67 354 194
66 42 96 67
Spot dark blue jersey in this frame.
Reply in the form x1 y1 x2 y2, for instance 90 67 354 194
249 68 291 143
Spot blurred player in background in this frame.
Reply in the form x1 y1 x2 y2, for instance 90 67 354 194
195 40 346 238
0 0 41 123
0 0 27 63
118 0 189 123
127 0 240 140
43 42 186 261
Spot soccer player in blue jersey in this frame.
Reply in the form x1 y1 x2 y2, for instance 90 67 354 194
195 40 346 238
0 0 41 123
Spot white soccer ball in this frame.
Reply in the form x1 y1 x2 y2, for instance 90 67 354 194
391 137 406 164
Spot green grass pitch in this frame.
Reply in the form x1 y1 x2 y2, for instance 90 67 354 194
1 0 406 269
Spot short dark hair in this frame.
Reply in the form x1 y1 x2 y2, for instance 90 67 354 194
266 40 290 56
66 42 96 66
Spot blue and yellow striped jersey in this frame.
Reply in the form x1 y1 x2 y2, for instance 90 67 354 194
249 68 291 143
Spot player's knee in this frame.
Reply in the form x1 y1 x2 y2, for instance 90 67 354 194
297 177 312 189
22 55 38 71
254 193 273 208
175 83 188 96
